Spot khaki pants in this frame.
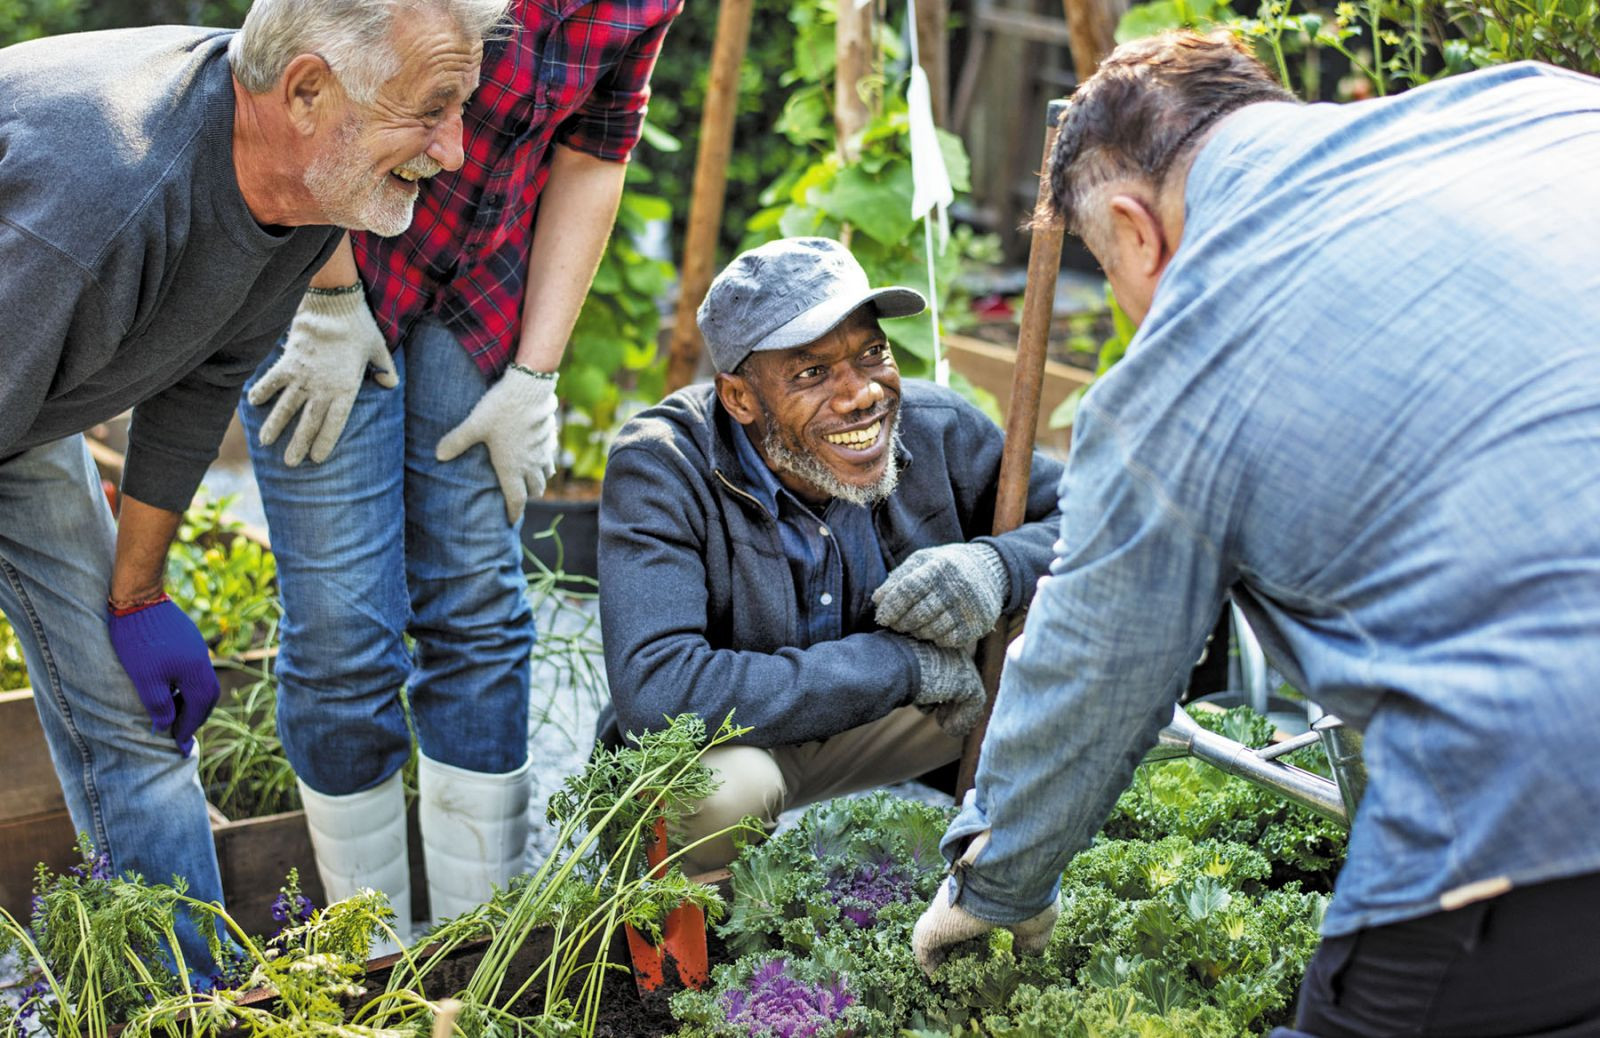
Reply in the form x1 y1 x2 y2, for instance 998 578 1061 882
678 706 963 872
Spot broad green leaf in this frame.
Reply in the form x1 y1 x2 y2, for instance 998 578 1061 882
810 164 915 246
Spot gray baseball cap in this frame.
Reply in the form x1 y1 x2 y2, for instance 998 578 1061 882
697 237 926 373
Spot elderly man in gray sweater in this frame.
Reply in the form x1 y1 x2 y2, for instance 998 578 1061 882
0 0 507 971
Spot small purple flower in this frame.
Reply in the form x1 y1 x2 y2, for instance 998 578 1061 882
823 858 917 928
66 852 112 882
721 957 854 1038
269 890 314 926
16 980 49 1022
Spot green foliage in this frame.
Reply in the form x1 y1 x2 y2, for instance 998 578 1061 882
1103 708 1348 887
557 178 676 484
639 0 799 258
738 0 1003 396
198 666 300 820
165 495 279 659
1049 286 1139 431
1432 0 1600 74
0 491 274 693
0 0 81 47
675 705 1339 1037
4 716 743 1036
718 792 953 959
0 608 27 691
0 836 214 1038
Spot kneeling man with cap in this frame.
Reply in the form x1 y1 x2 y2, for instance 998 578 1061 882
595 237 1066 870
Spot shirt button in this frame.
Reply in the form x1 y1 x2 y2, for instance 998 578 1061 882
819 525 831 537
820 593 834 605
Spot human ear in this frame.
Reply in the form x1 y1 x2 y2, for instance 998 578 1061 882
1107 194 1169 279
715 372 761 425
280 53 338 135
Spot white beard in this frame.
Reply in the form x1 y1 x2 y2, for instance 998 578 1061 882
303 113 425 237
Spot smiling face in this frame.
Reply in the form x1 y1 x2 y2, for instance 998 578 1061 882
717 306 903 506
304 7 481 235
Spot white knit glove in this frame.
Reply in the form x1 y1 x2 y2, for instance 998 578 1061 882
874 543 1008 648
248 288 397 466
912 832 1059 976
435 367 559 524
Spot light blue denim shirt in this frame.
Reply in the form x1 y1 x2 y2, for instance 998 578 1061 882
947 62 1600 938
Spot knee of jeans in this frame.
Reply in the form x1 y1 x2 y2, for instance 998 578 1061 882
277 694 412 794
275 619 412 695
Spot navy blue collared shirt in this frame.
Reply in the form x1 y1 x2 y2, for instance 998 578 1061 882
732 424 888 649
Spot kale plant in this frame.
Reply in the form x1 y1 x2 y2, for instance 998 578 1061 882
1103 706 1348 888
720 955 855 1038
720 792 951 959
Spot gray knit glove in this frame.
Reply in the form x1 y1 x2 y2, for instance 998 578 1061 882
874 543 1009 648
908 640 987 737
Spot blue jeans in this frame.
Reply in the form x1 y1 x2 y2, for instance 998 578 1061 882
0 436 224 972
240 317 534 795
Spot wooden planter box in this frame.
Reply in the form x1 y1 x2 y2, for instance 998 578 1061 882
945 331 1092 456
0 685 428 937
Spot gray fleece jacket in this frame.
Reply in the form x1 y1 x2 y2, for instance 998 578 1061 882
0 26 340 510
597 380 1066 749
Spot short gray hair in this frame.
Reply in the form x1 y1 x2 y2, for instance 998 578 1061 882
230 0 511 104
1045 31 1295 248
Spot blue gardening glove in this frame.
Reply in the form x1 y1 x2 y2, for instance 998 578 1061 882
107 595 221 757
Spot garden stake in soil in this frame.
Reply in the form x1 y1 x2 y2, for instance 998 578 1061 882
624 815 710 995
959 98 1071 797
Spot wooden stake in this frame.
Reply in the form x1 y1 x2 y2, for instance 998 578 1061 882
957 100 1070 799
663 0 756 393
834 0 875 161
914 0 949 125
1060 0 1122 81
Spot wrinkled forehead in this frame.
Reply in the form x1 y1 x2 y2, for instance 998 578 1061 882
378 9 483 102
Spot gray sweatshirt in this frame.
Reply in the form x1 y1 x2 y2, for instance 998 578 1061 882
0 26 340 510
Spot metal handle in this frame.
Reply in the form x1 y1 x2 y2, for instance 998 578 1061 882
1144 704 1351 826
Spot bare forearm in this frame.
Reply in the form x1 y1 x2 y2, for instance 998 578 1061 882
515 145 628 372
308 233 360 290
109 495 182 608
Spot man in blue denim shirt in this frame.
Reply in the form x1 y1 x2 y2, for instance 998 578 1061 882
913 32 1600 1034
597 238 1066 871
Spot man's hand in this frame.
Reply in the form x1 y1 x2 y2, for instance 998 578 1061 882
248 287 397 466
106 595 222 757
912 832 1059 975
435 367 559 524
875 543 1007 647
907 641 987 736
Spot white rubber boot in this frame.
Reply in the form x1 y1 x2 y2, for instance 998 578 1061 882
418 754 531 925
297 771 412 957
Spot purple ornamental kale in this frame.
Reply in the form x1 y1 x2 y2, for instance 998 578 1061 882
721 957 854 1038
823 858 917 928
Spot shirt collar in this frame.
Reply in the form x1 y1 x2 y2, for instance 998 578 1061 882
732 421 789 516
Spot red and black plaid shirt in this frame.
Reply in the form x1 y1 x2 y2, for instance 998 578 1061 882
352 0 681 375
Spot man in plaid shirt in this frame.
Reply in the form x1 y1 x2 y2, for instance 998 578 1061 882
241 0 680 947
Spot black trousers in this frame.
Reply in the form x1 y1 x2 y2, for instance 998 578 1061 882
1270 870 1600 1038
